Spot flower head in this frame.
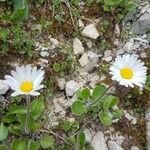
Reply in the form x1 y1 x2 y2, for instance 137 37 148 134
5 65 44 96
109 54 147 88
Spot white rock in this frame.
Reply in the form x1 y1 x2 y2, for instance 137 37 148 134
108 141 123 150
113 38 119 46
86 39 93 48
130 146 140 150
84 129 92 142
79 53 89 67
50 38 59 47
102 50 113 62
124 111 137 124
40 51 49 57
82 24 100 39
123 40 134 52
41 47 49 51
65 80 80 96
56 77 66 90
73 38 85 55
84 51 99 72
78 19 84 27
140 5 150 14
0 80 9 95
114 24 120 37
146 7 150 14
140 52 147 58
91 132 108 150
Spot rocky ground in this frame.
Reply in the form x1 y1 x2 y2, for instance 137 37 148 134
1 0 150 150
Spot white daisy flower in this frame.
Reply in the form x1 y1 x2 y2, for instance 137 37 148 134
5 65 45 97
109 54 147 88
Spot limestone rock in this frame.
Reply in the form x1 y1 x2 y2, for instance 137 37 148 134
82 24 100 39
0 80 9 95
73 38 84 55
79 53 89 67
132 13 150 34
108 141 123 150
65 80 80 96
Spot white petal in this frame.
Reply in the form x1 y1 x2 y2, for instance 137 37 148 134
11 91 22 97
30 91 40 96
34 84 44 91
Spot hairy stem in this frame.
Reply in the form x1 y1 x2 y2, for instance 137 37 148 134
25 95 30 134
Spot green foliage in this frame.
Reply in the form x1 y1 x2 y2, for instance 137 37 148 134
11 139 39 150
99 111 112 126
71 84 123 126
100 0 136 14
92 85 107 100
39 135 54 149
11 139 26 150
61 120 73 132
77 132 86 150
0 26 34 57
11 0 29 23
71 100 87 116
30 97 45 120
0 124 8 141
0 96 45 147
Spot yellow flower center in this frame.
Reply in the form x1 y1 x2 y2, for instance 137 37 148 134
120 68 133 79
20 82 33 93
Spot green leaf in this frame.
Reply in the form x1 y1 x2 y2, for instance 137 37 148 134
92 84 107 100
30 97 45 120
53 63 61 72
112 109 123 119
17 114 39 132
11 139 26 150
0 145 8 150
9 125 22 135
61 120 72 132
77 132 86 150
104 0 121 6
61 62 67 70
27 140 40 150
0 124 8 141
103 96 119 111
11 7 28 23
80 88 90 100
8 106 27 115
3 115 16 123
39 135 54 149
71 101 86 116
99 111 112 126
13 0 26 9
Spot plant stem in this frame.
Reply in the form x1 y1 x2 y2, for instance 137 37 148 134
25 95 30 134
88 83 114 107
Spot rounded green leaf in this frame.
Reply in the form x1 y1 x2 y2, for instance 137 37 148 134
30 97 45 120
92 84 107 100
53 63 61 72
80 88 90 100
112 109 123 119
0 124 8 141
27 139 40 150
71 101 86 116
39 135 54 149
11 139 26 150
103 95 119 111
99 111 112 126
